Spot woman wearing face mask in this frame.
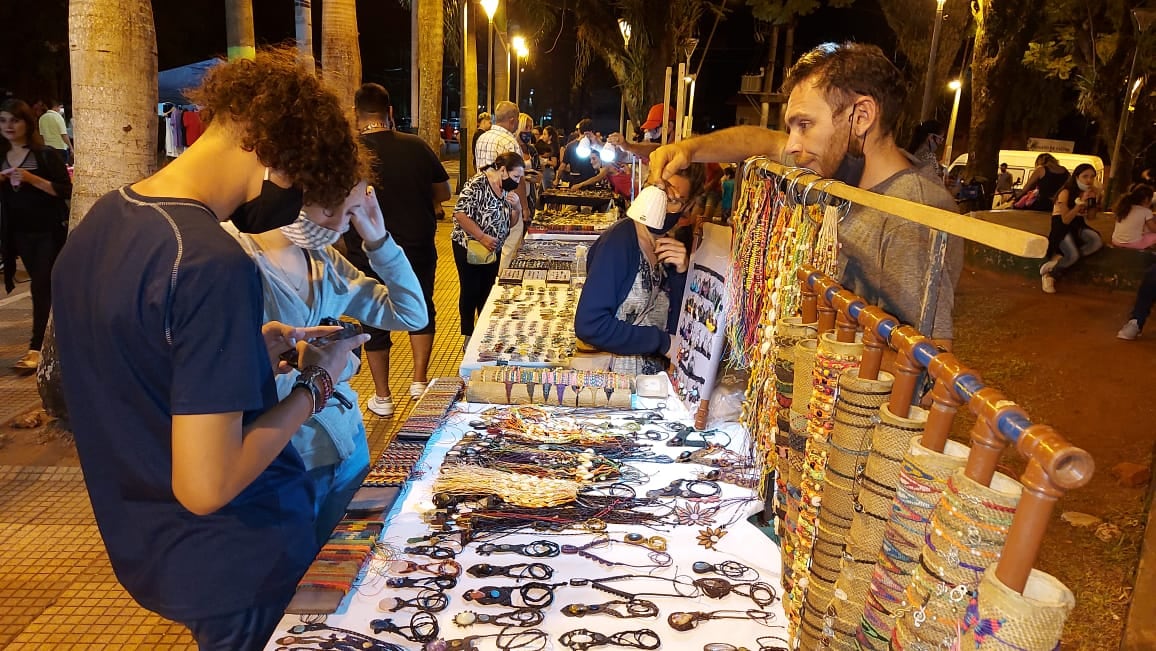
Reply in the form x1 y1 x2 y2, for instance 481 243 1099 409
452 151 524 344
1039 163 1104 293
0 99 72 371
574 164 706 374
227 184 427 543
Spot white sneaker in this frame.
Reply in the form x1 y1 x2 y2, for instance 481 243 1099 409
367 395 394 417
1040 259 1058 276
1118 319 1142 340
1041 274 1056 294
13 350 40 370
409 381 429 399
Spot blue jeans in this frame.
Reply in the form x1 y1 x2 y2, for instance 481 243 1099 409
1055 228 1103 272
182 596 293 651
1131 264 1156 329
306 437 370 545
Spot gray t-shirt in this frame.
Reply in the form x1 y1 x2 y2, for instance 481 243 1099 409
838 167 963 340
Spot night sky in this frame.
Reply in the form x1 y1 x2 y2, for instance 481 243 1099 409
3 0 905 134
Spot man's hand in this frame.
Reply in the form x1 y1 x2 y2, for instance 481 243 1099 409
664 334 683 360
646 142 693 187
261 321 341 373
351 185 389 247
655 236 689 274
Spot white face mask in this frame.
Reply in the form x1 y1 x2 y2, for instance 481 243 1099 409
280 211 342 249
1077 180 1091 192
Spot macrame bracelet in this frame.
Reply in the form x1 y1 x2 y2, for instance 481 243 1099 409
294 365 334 414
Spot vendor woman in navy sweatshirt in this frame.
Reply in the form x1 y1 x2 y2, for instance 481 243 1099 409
575 164 706 374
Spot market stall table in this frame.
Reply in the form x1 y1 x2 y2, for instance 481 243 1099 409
263 388 788 651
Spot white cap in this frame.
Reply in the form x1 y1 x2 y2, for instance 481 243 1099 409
626 185 669 230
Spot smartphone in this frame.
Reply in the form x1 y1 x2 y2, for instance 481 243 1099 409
279 320 363 368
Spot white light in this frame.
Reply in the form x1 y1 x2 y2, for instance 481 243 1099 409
948 79 961 90
600 142 616 163
480 0 499 20
512 35 526 53
576 137 592 159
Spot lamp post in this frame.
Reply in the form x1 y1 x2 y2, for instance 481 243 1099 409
618 20 631 135
512 35 528 108
919 0 947 122
480 0 499 114
1108 7 1156 201
942 79 962 165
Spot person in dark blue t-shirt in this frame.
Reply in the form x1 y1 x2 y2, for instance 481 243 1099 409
51 49 371 651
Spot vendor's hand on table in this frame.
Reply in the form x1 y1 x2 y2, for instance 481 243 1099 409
350 185 390 246
655 236 689 273
262 321 341 373
646 142 692 187
664 334 683 360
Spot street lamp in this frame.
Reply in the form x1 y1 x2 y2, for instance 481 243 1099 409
481 0 499 114
1109 7 1156 201
919 0 948 122
512 35 528 108
942 79 962 165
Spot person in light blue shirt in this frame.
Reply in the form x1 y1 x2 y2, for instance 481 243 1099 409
229 185 427 543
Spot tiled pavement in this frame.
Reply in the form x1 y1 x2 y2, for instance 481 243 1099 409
0 172 470 649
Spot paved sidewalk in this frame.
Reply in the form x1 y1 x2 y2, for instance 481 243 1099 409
0 187 468 649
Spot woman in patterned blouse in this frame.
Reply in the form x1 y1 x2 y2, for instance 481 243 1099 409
451 150 524 342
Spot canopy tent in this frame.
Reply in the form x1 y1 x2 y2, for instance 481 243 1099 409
158 59 220 105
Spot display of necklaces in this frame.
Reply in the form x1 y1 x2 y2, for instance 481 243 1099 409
472 285 580 365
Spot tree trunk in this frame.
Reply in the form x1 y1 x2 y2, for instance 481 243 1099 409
461 0 477 183
225 0 255 61
411 2 421 129
417 0 445 153
493 5 509 105
295 0 315 71
322 0 362 111
780 21 794 89
968 0 1045 209
48 0 159 424
762 24 780 95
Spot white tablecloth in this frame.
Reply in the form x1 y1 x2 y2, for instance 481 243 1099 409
264 390 787 650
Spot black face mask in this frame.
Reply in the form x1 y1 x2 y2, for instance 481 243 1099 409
647 210 683 235
501 176 520 192
229 171 305 233
520 132 533 144
832 114 867 186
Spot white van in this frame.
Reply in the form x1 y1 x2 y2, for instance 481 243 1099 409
947 150 1105 189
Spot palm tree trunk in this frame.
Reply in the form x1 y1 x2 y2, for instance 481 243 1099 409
322 0 362 110
460 0 477 184
225 0 255 61
416 0 445 153
762 25 780 95
295 0 316 71
46 0 159 423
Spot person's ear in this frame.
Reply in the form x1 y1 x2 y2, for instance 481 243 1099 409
849 96 878 140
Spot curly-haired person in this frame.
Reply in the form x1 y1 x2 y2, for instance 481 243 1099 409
51 48 372 651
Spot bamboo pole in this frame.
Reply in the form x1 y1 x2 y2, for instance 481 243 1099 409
756 160 1047 258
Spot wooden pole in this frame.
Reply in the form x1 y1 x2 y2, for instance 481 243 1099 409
661 67 672 145
756 160 1047 258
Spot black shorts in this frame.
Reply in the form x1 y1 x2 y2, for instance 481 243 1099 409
362 244 437 351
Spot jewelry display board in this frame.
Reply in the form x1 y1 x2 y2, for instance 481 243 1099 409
459 284 582 376
526 208 620 237
670 223 733 429
263 390 790 651
539 188 616 211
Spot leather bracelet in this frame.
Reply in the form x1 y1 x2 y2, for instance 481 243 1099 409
294 365 334 414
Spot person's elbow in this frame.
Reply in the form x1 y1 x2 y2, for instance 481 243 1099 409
172 480 230 516
433 182 452 204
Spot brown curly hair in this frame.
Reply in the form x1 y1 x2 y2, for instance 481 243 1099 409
188 47 370 209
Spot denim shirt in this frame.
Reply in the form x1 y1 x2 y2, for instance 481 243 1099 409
230 226 428 469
